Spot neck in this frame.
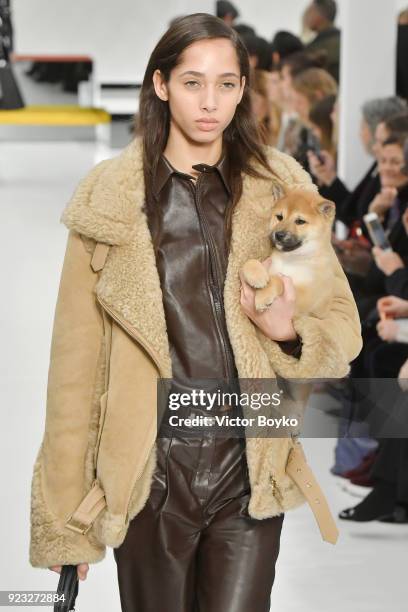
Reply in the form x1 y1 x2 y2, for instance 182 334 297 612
163 122 223 177
314 21 333 33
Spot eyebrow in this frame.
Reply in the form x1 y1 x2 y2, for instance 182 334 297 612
178 70 240 79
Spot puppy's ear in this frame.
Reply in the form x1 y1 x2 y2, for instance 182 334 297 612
272 178 289 201
318 199 336 219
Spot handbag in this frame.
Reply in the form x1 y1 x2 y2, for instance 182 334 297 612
54 565 79 612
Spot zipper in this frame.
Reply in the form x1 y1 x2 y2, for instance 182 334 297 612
189 175 236 382
94 295 164 516
95 294 166 379
269 474 283 502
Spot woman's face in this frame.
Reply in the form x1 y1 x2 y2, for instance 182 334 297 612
378 143 408 190
372 121 390 160
292 89 310 122
280 65 293 107
152 38 245 146
265 70 282 105
250 90 268 122
360 117 374 155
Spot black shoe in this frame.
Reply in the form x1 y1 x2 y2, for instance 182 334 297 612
339 482 397 522
378 504 408 524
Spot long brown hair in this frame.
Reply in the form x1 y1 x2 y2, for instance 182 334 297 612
137 12 278 253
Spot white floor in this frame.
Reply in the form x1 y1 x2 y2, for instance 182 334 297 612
1 140 407 611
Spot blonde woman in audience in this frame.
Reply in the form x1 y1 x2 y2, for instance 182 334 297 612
291 67 338 124
283 67 337 169
250 68 281 146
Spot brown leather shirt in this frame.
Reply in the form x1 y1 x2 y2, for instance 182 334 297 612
146 151 301 403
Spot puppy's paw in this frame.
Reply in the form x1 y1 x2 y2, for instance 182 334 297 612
241 259 269 289
255 290 276 311
254 276 284 311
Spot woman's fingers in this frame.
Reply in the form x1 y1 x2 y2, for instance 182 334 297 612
279 274 296 302
48 563 89 581
77 563 89 581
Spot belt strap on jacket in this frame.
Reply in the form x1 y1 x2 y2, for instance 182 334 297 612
91 242 110 272
65 480 107 535
286 443 339 545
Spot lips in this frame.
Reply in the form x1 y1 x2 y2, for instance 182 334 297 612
195 119 219 132
196 118 219 124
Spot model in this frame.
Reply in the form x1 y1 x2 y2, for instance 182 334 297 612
29 12 363 612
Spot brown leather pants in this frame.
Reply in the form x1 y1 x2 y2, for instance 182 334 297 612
113 429 284 612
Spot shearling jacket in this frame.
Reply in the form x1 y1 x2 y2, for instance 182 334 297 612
29 137 363 569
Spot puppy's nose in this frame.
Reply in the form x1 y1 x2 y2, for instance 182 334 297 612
275 230 287 241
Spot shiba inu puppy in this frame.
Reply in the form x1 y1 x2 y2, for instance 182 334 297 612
241 188 337 317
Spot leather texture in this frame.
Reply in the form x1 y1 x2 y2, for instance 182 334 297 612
114 429 284 612
145 152 240 397
145 152 301 404
113 154 288 610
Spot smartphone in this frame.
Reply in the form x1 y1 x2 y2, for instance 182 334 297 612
306 131 325 164
363 212 392 251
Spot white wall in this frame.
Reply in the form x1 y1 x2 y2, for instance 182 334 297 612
337 0 398 187
12 0 404 186
233 0 309 40
13 0 214 83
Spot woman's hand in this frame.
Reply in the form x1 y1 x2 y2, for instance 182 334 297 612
398 359 408 392
239 256 297 342
49 563 89 581
376 318 399 342
377 295 408 319
403 207 408 235
368 187 397 220
372 246 404 275
307 150 336 186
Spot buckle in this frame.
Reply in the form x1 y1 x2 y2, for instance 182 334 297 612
65 514 92 535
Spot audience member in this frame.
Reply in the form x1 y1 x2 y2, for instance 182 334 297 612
216 0 239 26
249 68 281 145
308 96 407 229
309 94 337 156
304 0 341 81
270 31 304 68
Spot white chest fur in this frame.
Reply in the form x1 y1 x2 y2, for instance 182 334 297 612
268 244 320 287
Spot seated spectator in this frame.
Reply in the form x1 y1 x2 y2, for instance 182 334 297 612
265 63 284 110
339 291 408 523
216 0 239 27
239 33 272 70
270 31 304 69
309 94 337 157
308 96 407 229
341 134 408 320
279 49 328 107
286 68 338 168
249 68 281 146
333 208 408 497
373 112 408 159
304 0 341 81
233 23 256 37
277 50 328 151
291 67 337 124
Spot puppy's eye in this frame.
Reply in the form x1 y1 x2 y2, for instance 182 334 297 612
295 218 307 225
276 213 283 221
